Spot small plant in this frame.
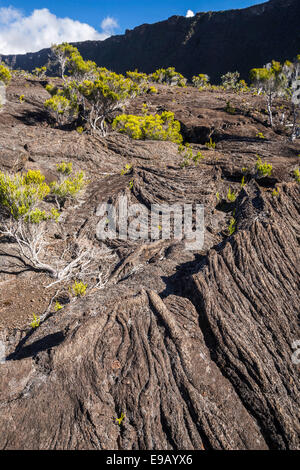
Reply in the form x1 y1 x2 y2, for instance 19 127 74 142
294 168 300 183
76 126 84 134
227 187 237 202
256 156 272 177
19 95 25 103
129 180 134 190
272 187 280 197
205 138 216 150
57 162 73 175
225 101 236 114
50 166 87 208
256 132 266 139
241 176 246 188
115 412 125 425
148 86 158 94
54 301 63 311
30 313 40 328
120 164 132 175
216 192 220 202
72 280 87 297
228 218 236 235
193 151 204 164
179 144 204 168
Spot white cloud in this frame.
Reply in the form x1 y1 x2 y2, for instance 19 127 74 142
186 9 195 18
0 7 119 55
101 17 119 35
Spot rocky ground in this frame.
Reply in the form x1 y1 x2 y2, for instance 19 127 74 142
0 78 299 450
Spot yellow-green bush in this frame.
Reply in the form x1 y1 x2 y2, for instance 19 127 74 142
72 280 87 297
57 162 73 175
33 66 47 79
112 111 183 144
50 170 87 202
178 143 204 168
44 94 78 125
256 157 272 177
0 170 50 220
126 70 148 84
192 74 210 88
0 63 12 85
294 168 300 183
151 67 187 87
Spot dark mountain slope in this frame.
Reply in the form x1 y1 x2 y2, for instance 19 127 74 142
1 0 299 82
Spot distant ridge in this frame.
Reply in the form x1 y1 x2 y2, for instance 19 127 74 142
1 0 299 82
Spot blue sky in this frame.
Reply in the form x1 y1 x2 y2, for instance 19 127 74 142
0 1 266 54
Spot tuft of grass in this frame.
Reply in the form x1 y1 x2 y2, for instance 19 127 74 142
294 169 300 183
227 187 237 202
205 137 216 150
256 156 272 177
228 218 236 235
72 280 87 297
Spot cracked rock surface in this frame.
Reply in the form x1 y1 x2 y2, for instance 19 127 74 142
0 78 299 449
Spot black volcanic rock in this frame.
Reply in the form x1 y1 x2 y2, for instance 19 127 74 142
1 0 300 82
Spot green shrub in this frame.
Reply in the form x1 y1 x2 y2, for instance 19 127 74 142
151 67 187 87
178 143 204 168
44 94 78 126
120 164 132 175
250 61 287 127
205 137 216 149
256 157 272 177
221 71 240 90
0 63 12 85
51 43 80 80
33 66 47 79
72 280 87 297
256 132 266 139
228 218 236 235
227 187 237 202
0 170 51 220
57 162 73 175
54 301 63 311
294 169 300 183
50 170 87 205
112 111 183 144
192 74 210 88
272 187 280 197
225 101 236 114
148 86 158 94
77 70 139 134
126 70 148 90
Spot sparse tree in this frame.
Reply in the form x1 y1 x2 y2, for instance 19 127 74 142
0 168 93 285
77 70 139 135
51 43 79 81
282 55 300 140
250 61 287 127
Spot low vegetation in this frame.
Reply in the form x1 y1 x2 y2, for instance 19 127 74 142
112 111 183 144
